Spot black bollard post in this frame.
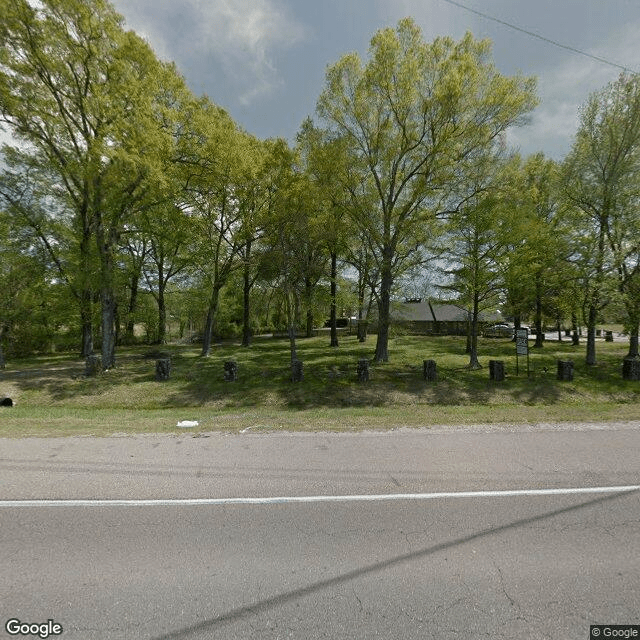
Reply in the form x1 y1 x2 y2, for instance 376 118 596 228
423 359 437 382
223 360 238 381
557 360 574 381
357 358 370 382
489 360 505 381
155 358 171 381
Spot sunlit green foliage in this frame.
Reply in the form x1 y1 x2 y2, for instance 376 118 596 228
317 18 537 362
1 5 640 374
562 73 640 363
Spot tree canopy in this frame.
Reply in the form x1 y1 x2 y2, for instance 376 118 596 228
562 73 640 363
316 18 537 361
1 5 638 368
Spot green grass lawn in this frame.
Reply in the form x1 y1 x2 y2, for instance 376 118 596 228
1 333 639 436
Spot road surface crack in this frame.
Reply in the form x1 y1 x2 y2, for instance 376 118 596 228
489 555 525 619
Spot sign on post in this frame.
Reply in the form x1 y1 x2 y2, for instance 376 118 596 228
515 328 529 376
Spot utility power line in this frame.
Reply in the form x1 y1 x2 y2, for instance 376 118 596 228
441 0 634 73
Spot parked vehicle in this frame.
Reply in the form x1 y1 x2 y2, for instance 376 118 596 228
483 323 513 338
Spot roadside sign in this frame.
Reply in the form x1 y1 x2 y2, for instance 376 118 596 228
516 329 528 355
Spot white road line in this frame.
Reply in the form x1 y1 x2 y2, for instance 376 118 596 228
0 485 639 507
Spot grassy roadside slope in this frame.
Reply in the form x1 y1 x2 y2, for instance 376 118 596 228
1 334 639 436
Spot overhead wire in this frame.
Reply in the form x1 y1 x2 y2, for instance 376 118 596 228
440 0 635 74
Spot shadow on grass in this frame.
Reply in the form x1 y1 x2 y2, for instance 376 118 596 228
509 377 564 405
2 335 638 410
0 348 189 403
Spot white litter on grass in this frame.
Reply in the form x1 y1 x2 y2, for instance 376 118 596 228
177 420 199 428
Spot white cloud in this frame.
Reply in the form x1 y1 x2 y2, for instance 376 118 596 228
114 0 308 106
508 20 640 159
196 0 308 105
506 102 579 160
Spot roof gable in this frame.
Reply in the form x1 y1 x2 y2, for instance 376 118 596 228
388 301 502 323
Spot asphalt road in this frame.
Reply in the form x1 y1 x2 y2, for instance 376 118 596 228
1 423 639 640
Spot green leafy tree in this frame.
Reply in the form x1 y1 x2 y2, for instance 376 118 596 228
501 154 568 347
0 208 76 358
438 157 506 369
316 18 537 362
138 202 193 344
0 149 101 356
296 119 354 347
260 139 322 363
118 234 148 344
0 0 191 367
562 74 640 364
175 99 249 357
235 136 279 347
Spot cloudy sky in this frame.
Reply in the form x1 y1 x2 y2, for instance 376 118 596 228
111 0 640 160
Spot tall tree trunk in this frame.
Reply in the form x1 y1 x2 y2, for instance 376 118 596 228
329 251 339 347
627 320 639 358
125 273 139 344
586 220 606 366
357 247 368 320
628 333 639 358
0 325 6 369
624 299 640 357
201 285 222 357
100 286 116 369
285 289 298 364
156 262 166 344
586 304 597 365
96 220 117 370
157 285 167 344
201 309 214 357
306 309 314 338
288 324 298 364
374 262 392 363
124 239 146 345
242 239 252 347
304 277 314 338
114 301 121 347
80 288 94 357
468 295 481 370
534 277 544 348
571 312 580 346
512 313 521 342
242 270 252 346
79 230 94 357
